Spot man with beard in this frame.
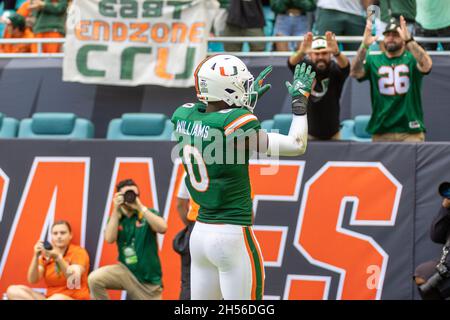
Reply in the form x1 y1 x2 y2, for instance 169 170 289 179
288 32 350 140
350 15 432 142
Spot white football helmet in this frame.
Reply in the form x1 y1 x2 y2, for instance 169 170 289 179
194 54 258 112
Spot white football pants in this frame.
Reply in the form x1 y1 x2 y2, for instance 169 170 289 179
190 221 265 300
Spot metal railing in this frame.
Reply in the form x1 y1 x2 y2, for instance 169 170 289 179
0 38 66 59
0 36 449 58
0 38 65 58
210 35 450 43
209 36 450 57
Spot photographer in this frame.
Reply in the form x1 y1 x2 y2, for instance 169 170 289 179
6 220 90 300
414 185 450 300
88 179 167 300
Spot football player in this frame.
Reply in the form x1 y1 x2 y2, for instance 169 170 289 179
171 54 315 300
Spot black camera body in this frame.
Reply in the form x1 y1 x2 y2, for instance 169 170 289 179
417 183 450 299
43 240 53 251
418 241 450 300
123 190 137 204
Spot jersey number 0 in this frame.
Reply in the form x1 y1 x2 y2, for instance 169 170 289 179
183 145 209 192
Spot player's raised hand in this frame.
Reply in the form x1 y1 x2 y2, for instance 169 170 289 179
250 66 273 104
285 63 315 98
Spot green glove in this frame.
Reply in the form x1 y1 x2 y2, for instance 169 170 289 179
249 66 273 105
285 63 316 115
285 63 316 98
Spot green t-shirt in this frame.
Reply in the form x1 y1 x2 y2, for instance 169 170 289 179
358 50 427 134
33 0 68 35
416 0 450 30
171 103 260 226
380 0 416 23
117 208 162 285
218 0 230 9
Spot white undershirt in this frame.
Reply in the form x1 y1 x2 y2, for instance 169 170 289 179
177 174 190 200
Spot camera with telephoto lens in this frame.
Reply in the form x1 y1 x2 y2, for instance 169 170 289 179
123 190 137 204
418 183 450 299
418 240 450 300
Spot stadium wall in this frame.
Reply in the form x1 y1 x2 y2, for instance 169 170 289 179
0 140 448 300
0 56 449 140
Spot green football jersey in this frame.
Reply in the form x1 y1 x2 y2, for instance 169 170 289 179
359 50 427 134
171 102 260 226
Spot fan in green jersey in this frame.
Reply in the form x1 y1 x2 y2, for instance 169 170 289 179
350 15 433 142
171 54 315 300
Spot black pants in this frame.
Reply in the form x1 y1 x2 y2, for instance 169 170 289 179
416 24 450 51
173 222 195 300
0 0 17 10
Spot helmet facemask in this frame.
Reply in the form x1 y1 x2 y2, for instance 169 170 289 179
231 75 258 113
194 54 259 112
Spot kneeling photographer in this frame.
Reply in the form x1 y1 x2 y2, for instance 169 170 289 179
6 220 90 300
88 179 167 300
415 182 450 300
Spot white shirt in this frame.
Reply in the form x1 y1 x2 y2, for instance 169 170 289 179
317 0 365 17
177 174 190 200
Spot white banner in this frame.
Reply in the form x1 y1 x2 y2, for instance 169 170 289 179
63 0 219 87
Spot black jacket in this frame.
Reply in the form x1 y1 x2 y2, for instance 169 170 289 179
430 206 450 244
287 58 350 139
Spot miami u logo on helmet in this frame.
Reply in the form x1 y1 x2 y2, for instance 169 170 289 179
220 66 238 77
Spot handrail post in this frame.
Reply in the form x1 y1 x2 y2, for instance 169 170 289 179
38 41 42 56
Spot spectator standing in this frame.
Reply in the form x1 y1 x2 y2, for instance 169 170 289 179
208 0 229 52
29 0 67 53
0 12 35 53
314 0 372 50
350 16 432 142
270 0 316 52
88 179 167 300
213 0 229 36
415 0 450 50
6 220 91 300
223 0 266 52
288 32 350 140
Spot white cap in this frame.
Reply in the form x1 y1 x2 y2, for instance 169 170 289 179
311 37 327 50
